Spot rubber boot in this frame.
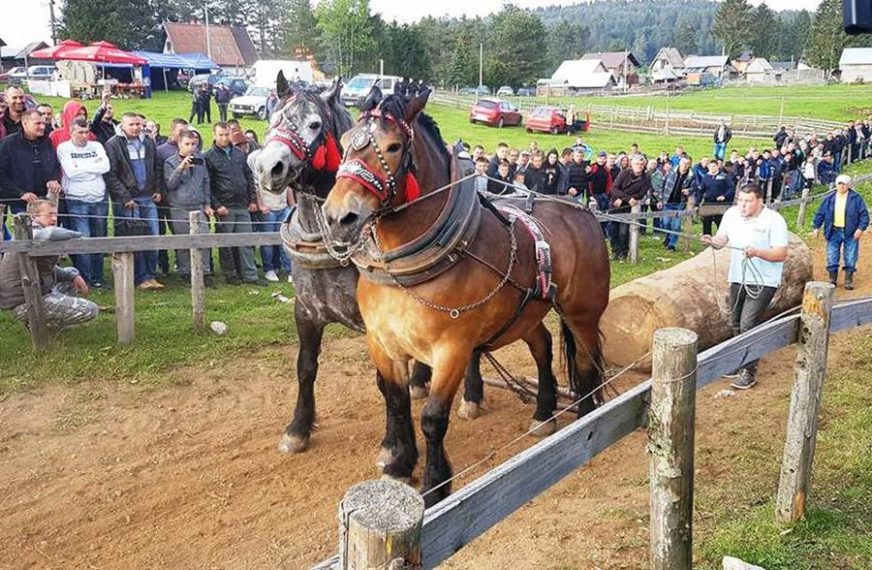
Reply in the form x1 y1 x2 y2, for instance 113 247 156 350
844 271 855 290
828 271 838 286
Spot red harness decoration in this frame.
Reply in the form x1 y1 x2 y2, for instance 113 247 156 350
336 159 391 202
311 131 341 172
404 172 421 202
265 122 308 161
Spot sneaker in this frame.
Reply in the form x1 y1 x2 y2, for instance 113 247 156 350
730 369 757 390
287 275 294 284
265 270 279 282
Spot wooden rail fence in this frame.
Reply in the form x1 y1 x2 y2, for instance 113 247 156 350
314 284 870 569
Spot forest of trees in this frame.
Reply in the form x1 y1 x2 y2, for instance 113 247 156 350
57 0 871 88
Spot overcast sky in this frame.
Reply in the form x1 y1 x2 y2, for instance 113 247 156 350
0 0 824 48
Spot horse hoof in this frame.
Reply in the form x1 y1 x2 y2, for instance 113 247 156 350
380 473 412 486
376 447 395 471
409 385 429 400
457 399 482 420
529 419 557 438
278 433 309 454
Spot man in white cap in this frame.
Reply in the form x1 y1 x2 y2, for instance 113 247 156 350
813 174 869 290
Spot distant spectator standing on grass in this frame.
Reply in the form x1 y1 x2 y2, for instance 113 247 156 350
658 156 695 251
813 174 869 291
189 85 204 125
57 118 111 288
697 160 735 236
205 122 261 285
702 183 788 390
713 120 731 161
215 84 232 123
104 112 163 290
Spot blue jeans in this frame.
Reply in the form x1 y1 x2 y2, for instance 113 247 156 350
662 203 684 249
66 198 109 285
713 142 727 161
113 197 159 285
592 193 610 236
256 207 292 273
827 228 859 273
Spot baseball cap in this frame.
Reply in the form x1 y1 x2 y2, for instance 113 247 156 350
836 174 851 185
598 150 607 158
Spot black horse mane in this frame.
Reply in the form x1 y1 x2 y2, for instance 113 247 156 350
372 92 451 164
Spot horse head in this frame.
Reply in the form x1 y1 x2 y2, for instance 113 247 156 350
321 85 436 245
251 73 352 197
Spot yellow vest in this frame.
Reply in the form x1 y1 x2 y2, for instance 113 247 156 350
834 192 848 228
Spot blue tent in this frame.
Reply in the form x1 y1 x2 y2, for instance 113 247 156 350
103 51 219 96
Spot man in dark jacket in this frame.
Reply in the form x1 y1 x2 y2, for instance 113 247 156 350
200 85 213 123
91 95 119 145
813 174 870 290
565 147 591 202
215 84 232 123
522 151 546 192
773 126 789 149
104 112 164 289
713 120 732 161
2 85 27 137
698 161 736 235
609 155 652 261
205 122 260 285
0 109 61 214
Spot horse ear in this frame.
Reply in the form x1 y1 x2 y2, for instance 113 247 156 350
404 87 430 123
320 76 341 105
276 70 290 98
362 85 383 112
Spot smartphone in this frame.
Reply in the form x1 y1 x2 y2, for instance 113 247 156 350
190 156 205 166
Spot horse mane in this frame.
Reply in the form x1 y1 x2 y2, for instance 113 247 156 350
377 93 450 164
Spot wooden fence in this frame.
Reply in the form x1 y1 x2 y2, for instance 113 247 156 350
313 284 872 569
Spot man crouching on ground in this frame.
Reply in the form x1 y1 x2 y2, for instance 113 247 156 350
0 200 99 329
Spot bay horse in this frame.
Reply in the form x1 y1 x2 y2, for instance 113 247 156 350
250 74 491 455
321 87 610 505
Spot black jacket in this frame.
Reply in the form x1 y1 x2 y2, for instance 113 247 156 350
204 144 256 209
0 133 60 208
610 168 652 209
713 125 732 144
522 166 547 192
91 105 119 146
103 134 159 204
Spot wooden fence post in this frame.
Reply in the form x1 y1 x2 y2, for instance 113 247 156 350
189 210 206 330
629 202 641 264
338 479 424 570
648 327 698 570
775 282 835 523
796 187 811 228
112 252 135 345
681 196 695 253
13 214 50 351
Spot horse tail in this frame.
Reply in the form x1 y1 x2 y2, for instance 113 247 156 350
559 319 605 414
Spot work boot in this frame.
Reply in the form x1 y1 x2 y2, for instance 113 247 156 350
844 271 855 290
828 271 838 286
730 368 757 390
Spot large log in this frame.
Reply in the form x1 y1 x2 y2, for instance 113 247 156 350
602 234 812 370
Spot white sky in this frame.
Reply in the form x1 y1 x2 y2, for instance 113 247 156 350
0 0 824 48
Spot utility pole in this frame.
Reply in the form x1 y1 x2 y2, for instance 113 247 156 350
478 42 483 88
48 0 58 45
205 2 212 60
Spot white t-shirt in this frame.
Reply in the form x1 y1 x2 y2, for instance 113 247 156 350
716 206 789 288
260 187 289 211
57 140 110 202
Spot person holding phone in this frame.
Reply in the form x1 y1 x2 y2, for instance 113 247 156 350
164 129 213 283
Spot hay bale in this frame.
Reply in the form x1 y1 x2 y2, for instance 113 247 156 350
602 233 812 371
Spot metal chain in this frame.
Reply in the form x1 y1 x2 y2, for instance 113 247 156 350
369 216 519 319
313 197 362 266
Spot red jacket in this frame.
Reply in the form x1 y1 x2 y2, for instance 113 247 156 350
48 100 96 148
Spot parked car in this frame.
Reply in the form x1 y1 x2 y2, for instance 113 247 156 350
341 74 402 107
460 85 490 96
188 74 250 96
229 85 271 120
469 98 522 128
517 86 537 97
525 105 568 135
0 66 26 83
496 85 514 96
2 65 55 85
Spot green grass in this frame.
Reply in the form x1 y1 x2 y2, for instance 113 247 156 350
696 333 872 569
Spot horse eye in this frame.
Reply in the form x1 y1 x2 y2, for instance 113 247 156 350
309 121 322 130
387 143 402 153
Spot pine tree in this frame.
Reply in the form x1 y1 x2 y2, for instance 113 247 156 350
806 0 848 73
712 0 754 58
59 0 163 50
279 0 321 59
750 4 778 59
674 19 698 56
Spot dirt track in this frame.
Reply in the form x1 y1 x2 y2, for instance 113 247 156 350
0 238 868 568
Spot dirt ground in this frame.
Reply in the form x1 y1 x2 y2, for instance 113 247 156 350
1 238 868 569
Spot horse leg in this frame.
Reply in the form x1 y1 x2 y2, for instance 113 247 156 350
560 318 604 418
279 309 325 454
421 350 469 507
369 342 418 481
409 361 431 400
525 323 558 437
457 350 485 420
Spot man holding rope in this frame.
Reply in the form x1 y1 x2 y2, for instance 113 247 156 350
702 183 789 390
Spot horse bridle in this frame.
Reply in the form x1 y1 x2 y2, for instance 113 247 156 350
265 94 333 166
335 108 415 209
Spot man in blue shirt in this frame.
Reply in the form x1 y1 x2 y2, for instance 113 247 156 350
813 174 869 290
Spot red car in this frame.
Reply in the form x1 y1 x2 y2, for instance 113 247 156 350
469 98 522 128
525 105 569 135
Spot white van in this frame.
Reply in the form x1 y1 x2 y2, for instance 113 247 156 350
252 60 315 88
341 74 402 107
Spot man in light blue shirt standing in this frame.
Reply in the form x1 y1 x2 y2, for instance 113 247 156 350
703 182 789 390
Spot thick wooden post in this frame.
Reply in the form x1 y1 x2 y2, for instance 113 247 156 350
13 214 50 351
629 202 641 264
189 210 206 330
648 327 697 570
112 252 135 345
776 282 835 523
796 187 811 228
338 480 424 570
681 196 695 253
